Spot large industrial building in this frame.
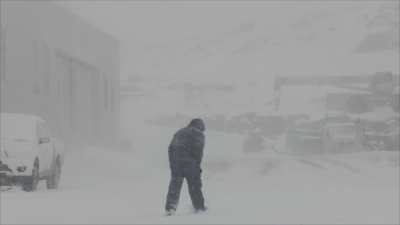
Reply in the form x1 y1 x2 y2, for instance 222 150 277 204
0 2 120 147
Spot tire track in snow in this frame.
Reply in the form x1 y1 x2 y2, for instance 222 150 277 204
320 158 361 174
297 159 327 170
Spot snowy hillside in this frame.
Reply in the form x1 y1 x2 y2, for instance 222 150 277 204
124 1 399 84
117 1 399 117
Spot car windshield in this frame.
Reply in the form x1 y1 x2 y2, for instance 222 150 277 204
0 114 36 141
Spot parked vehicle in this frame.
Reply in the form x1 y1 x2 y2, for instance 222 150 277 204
284 114 365 154
363 118 400 151
0 113 64 191
322 122 363 153
385 118 400 151
242 130 266 153
284 119 323 154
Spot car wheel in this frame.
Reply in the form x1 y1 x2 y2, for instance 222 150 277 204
46 157 61 189
23 160 39 192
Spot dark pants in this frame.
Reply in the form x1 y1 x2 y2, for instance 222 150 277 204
165 160 205 211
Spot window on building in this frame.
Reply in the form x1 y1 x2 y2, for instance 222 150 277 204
33 40 51 95
32 40 41 95
110 80 114 112
0 27 6 82
42 43 50 95
104 76 108 110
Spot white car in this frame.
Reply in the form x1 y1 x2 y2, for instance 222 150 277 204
322 122 363 153
0 113 64 191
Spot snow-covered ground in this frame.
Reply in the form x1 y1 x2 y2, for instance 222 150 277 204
4 81 398 224
1 115 399 224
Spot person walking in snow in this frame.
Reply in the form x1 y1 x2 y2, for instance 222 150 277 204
165 118 207 215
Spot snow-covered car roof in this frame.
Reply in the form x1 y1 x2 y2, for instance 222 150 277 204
0 113 45 141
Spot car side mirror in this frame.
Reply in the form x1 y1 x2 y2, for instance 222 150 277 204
39 137 50 144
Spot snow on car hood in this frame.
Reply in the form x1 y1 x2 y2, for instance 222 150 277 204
0 138 37 166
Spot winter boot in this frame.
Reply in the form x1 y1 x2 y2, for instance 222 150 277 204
165 209 176 216
194 206 207 214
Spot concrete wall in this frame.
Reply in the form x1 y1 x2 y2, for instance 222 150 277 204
1 2 120 147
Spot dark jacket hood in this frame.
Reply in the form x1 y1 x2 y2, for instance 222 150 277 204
188 118 205 132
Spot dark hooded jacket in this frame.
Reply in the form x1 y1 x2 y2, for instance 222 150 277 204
168 119 205 166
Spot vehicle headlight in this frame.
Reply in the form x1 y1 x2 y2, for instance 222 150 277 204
17 166 27 172
0 163 12 172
